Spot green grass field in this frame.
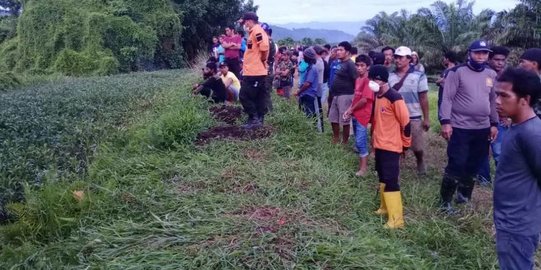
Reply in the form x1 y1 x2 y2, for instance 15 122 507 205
0 72 538 269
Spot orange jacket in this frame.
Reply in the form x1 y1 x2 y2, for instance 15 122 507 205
243 24 269 76
372 88 411 153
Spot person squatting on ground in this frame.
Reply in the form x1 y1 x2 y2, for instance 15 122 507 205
295 47 321 124
369 65 411 229
439 40 499 213
328 41 358 144
218 62 241 103
477 46 511 185
238 12 270 129
343 55 374 177
192 62 227 103
492 67 541 270
389 46 430 176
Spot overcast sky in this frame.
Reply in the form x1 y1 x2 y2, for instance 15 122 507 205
253 0 518 24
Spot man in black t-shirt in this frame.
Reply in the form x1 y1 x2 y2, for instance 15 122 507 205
192 62 227 103
328 41 358 144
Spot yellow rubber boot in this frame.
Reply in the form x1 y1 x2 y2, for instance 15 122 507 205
383 191 404 229
374 183 387 215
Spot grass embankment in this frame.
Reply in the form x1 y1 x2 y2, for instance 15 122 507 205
1 72 526 269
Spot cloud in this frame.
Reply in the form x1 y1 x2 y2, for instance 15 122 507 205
254 0 518 24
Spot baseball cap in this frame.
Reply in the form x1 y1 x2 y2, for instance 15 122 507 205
261 22 270 32
218 62 228 68
368 65 389 82
394 46 412 57
520 48 541 64
469 40 492 52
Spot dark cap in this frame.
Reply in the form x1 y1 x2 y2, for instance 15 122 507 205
368 65 389 82
303 47 317 60
218 62 228 67
370 52 385 65
242 12 259 23
469 40 492 52
520 48 541 65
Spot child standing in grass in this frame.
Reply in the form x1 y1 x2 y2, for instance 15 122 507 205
343 55 374 177
368 65 411 229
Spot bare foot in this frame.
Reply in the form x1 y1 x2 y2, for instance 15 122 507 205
355 170 367 177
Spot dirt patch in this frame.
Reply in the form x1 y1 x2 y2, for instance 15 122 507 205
242 148 268 162
196 125 273 145
209 105 243 124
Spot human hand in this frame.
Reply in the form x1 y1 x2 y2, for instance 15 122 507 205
441 124 453 141
342 109 352 121
489 126 498 142
423 119 430 131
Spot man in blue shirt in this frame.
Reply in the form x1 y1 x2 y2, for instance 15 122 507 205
493 67 541 270
295 47 320 122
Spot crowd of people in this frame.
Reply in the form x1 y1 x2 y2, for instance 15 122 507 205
193 11 541 270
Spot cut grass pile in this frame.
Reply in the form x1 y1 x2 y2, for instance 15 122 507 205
1 73 537 269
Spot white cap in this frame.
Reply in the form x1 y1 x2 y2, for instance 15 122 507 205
395 46 412 57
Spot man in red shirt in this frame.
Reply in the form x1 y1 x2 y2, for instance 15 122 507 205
343 55 374 176
222 26 242 79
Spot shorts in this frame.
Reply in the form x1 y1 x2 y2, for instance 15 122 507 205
328 94 353 125
409 119 426 152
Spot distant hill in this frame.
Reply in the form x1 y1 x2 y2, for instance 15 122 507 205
271 25 354 44
277 21 365 36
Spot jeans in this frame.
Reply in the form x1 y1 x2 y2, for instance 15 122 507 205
299 95 322 131
352 118 369 157
496 230 540 270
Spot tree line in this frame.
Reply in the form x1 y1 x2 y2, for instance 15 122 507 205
0 0 256 76
354 0 541 73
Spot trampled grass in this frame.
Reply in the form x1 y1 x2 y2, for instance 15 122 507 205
1 73 538 269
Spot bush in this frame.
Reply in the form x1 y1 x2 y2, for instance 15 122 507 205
147 97 212 149
6 0 183 76
0 72 21 91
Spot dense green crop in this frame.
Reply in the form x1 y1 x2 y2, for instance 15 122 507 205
0 70 196 219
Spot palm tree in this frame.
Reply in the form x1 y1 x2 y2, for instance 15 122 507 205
491 0 541 48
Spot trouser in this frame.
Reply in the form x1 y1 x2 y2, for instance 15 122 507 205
440 127 490 203
477 124 509 182
265 74 274 112
496 230 540 270
225 57 241 79
239 76 268 118
299 95 322 131
375 149 401 192
316 95 324 132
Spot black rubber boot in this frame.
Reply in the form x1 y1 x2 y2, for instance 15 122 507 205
455 176 475 204
440 173 459 214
